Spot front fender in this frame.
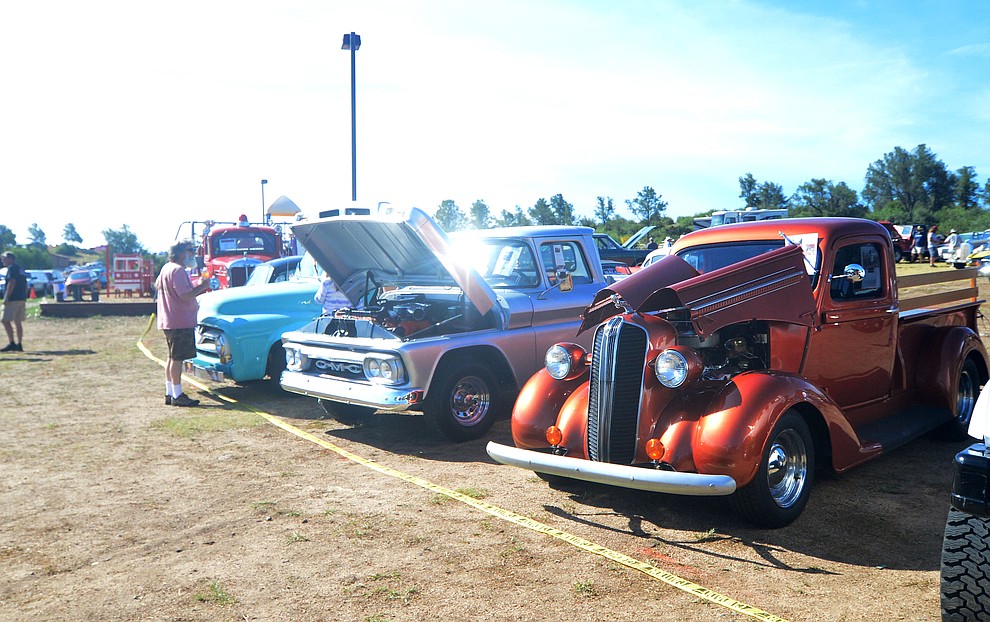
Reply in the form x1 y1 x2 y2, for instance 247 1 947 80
662 372 864 486
511 368 588 448
917 326 989 411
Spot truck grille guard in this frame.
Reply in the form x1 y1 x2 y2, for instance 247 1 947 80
588 317 648 464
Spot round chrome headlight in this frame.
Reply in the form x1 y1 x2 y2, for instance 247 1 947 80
654 349 689 388
545 345 572 380
364 355 405 385
367 358 381 378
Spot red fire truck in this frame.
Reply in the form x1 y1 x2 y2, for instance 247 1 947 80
175 215 285 288
111 254 153 296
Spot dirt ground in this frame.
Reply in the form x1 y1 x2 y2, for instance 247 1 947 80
0 274 985 621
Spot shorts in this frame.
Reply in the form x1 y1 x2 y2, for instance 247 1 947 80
2 300 26 323
163 328 197 361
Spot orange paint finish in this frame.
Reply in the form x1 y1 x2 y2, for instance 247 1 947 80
510 367 588 449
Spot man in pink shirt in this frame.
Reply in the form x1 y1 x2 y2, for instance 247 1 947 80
156 241 213 406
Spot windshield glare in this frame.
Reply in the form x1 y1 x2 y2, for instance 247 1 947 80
676 241 786 274
451 238 542 288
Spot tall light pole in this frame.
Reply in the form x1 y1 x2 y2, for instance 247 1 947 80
341 32 361 202
261 179 268 223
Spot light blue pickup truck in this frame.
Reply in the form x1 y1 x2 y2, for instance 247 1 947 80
185 253 322 385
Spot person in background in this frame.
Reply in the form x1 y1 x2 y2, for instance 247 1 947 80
156 241 213 406
646 237 659 251
912 226 926 261
1 251 27 352
315 271 354 315
944 229 960 255
928 225 940 267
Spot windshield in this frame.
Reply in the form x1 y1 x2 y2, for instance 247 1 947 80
294 250 322 282
451 237 543 288
210 230 278 257
677 239 821 287
245 265 274 286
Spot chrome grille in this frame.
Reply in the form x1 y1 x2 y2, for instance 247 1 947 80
587 317 647 464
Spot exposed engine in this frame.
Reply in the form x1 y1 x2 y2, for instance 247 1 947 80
675 320 770 381
315 292 495 341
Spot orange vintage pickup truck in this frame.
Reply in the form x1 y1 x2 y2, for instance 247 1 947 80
487 218 988 527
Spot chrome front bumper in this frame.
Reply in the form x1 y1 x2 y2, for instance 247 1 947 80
184 359 227 382
279 370 422 412
486 442 737 496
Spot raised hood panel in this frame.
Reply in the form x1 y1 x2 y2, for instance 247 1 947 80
291 207 496 315
579 244 816 337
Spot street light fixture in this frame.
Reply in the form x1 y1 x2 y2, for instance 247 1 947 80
261 179 268 223
341 32 361 202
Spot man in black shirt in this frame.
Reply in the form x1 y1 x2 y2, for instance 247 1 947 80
2 251 27 352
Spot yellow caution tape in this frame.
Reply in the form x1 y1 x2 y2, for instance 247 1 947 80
138 315 788 622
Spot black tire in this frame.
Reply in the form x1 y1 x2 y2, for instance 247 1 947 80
424 361 499 442
935 359 980 441
264 343 287 388
941 507 990 620
317 398 375 423
90 288 99 302
894 248 903 263
729 410 815 528
72 286 82 302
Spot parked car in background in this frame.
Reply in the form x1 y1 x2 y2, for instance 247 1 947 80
244 255 303 287
62 269 100 302
592 226 655 267
599 259 633 282
0 266 7 297
895 223 930 262
24 269 64 297
877 221 910 262
941 390 990 619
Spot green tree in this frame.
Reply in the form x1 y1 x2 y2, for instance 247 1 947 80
790 179 865 218
27 223 46 247
594 196 615 226
0 225 16 248
862 144 953 224
434 200 468 232
469 200 491 229
625 186 667 226
739 173 788 210
528 198 556 225
495 206 531 227
102 224 146 254
550 194 575 226
954 166 980 210
63 223 83 244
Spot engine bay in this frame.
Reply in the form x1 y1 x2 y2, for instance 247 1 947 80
675 320 770 381
313 292 497 341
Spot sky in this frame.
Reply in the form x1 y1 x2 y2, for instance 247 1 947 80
3 0 990 252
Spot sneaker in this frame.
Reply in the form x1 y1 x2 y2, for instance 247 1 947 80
171 393 200 407
165 395 172 405
0 342 16 353
13 343 22 352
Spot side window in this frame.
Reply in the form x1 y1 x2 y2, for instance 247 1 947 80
830 242 884 302
540 241 592 285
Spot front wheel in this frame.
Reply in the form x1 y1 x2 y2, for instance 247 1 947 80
729 410 815 528
941 507 990 620
424 362 499 442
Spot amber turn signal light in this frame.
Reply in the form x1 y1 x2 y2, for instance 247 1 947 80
645 438 665 461
546 425 563 446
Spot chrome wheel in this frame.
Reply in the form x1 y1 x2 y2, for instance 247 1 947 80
448 375 491 427
766 429 809 509
956 363 977 429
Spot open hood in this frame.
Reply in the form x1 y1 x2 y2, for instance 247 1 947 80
623 225 657 249
579 244 816 337
291 207 497 315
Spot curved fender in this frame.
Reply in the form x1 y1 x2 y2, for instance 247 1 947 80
663 372 862 487
511 368 588 449
917 326 989 411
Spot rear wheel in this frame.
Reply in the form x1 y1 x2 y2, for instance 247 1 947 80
729 410 814 528
424 361 499 442
941 507 990 620
72 286 82 301
935 358 980 440
893 248 903 263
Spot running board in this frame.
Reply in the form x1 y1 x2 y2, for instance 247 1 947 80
854 405 952 453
